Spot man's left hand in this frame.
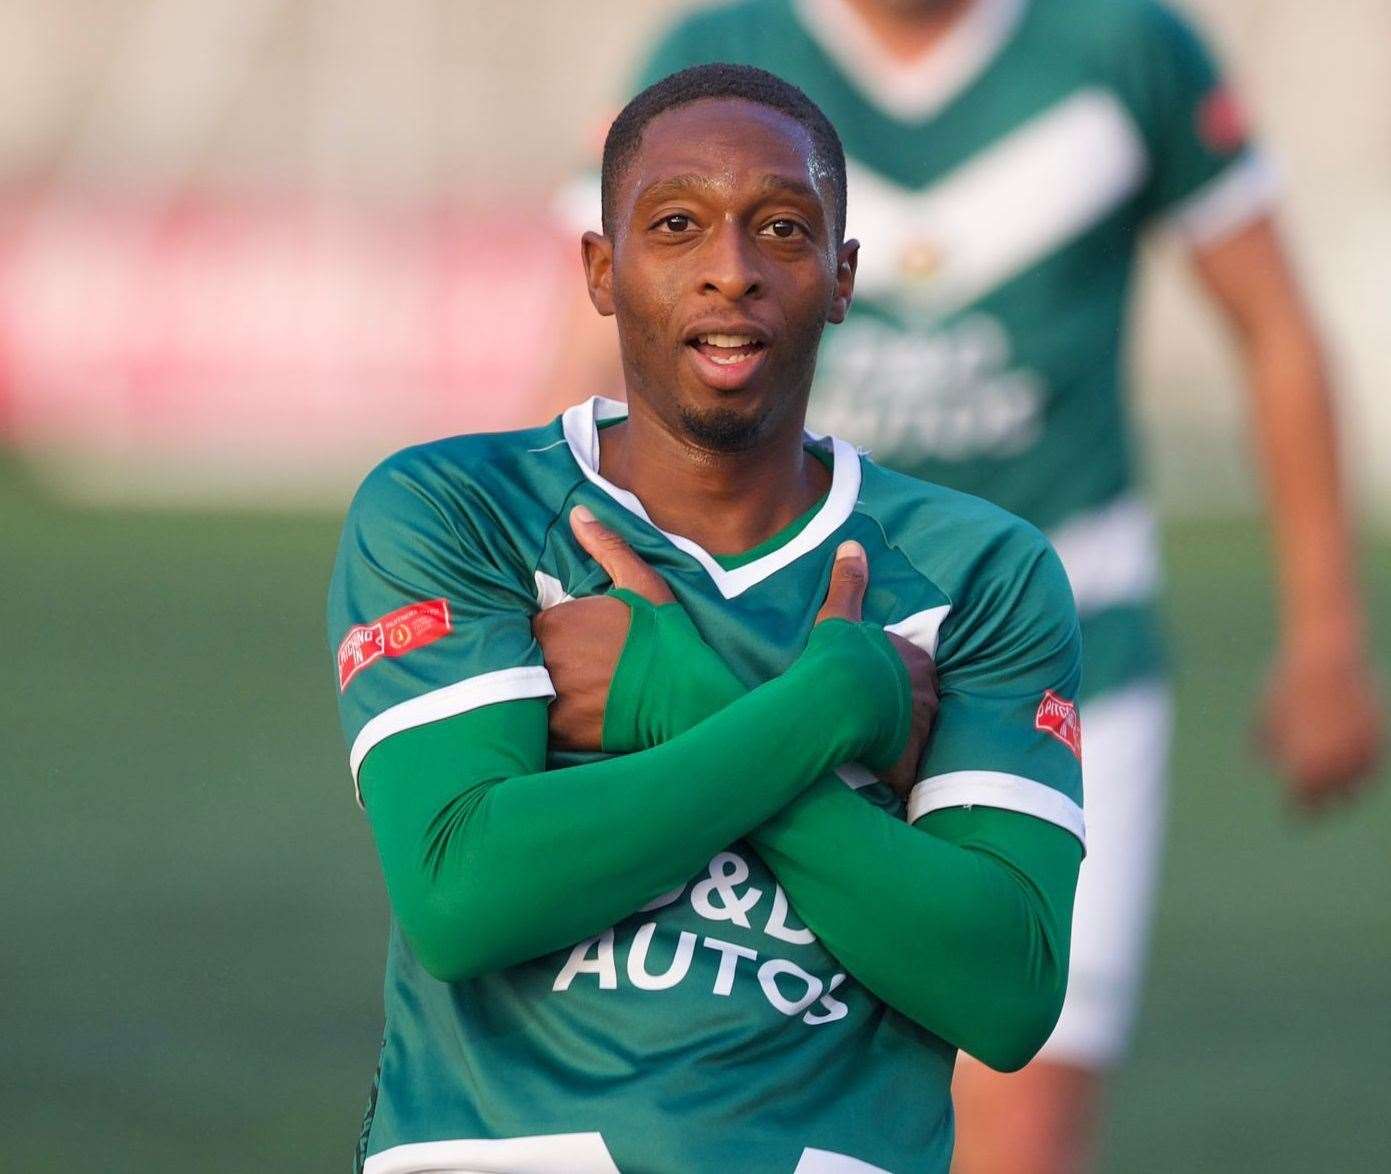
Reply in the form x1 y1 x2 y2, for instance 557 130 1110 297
1257 642 1384 812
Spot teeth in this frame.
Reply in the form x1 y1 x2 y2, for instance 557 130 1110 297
697 333 756 348
707 352 750 365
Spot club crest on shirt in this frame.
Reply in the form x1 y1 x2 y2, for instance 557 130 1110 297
1035 689 1082 758
338 599 451 690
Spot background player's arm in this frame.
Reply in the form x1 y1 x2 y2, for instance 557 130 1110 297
1121 1 1382 803
1189 215 1383 805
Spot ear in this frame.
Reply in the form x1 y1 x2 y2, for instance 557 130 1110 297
581 231 616 317
827 238 858 324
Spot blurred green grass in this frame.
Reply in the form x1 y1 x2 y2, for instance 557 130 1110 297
2 477 1388 1172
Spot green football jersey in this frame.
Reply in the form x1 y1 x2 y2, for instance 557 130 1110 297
329 398 1084 1174
570 0 1274 698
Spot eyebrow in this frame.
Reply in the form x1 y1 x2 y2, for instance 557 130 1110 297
753 175 822 203
635 172 824 208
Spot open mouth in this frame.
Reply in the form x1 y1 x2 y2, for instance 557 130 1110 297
686 332 767 367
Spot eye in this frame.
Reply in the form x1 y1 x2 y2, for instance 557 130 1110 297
655 214 694 233
760 218 807 240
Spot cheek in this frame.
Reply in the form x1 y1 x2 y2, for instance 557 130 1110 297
779 264 837 329
612 259 680 343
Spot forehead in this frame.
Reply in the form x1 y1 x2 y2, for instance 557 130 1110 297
624 98 827 204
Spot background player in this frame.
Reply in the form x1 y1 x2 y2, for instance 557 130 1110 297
539 3 1386 1169
329 65 1087 1172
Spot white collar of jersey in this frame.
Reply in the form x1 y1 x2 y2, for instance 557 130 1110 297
560 396 862 600
794 0 1027 124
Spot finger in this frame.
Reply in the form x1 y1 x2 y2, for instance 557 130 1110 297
1287 753 1368 816
815 541 868 624
570 505 675 604
533 595 620 642
1290 773 1346 817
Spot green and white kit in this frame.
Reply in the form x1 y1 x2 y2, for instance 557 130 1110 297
329 399 1085 1172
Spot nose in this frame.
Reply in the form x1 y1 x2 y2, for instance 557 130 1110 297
699 218 762 302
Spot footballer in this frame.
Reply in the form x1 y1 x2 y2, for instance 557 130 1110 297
330 66 1087 1172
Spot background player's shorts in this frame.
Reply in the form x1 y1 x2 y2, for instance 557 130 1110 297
1041 680 1173 1068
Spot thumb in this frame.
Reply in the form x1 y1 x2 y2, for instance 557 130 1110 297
570 505 675 604
815 541 868 624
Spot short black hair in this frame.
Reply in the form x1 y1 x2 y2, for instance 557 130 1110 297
600 63 847 242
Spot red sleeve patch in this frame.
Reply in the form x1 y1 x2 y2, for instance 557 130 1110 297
1198 86 1247 155
1035 689 1082 759
338 599 452 691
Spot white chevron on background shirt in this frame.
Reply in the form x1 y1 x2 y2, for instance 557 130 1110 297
846 88 1147 315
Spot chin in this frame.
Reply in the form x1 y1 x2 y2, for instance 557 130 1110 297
676 400 773 453
877 0 958 12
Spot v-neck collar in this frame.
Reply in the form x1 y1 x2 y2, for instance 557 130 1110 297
793 0 1028 124
561 397 862 600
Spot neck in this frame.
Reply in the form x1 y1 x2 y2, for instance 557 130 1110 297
595 397 830 558
837 0 977 62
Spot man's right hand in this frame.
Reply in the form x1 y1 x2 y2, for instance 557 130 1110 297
815 540 939 801
533 506 677 752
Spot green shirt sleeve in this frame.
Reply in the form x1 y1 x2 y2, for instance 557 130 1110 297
606 597 1081 1070
327 452 556 804
1115 0 1267 229
911 526 1086 844
357 616 910 984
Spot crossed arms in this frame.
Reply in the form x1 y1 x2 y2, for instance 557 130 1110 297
357 510 1082 1071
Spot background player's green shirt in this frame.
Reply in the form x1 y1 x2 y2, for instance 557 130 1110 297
328 398 1083 1173
584 0 1274 699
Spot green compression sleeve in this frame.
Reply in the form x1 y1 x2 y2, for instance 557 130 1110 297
606 598 1082 1070
754 787 1080 1071
358 617 911 984
600 592 749 752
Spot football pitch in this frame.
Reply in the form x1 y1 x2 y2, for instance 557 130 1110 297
4 474 1388 1173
